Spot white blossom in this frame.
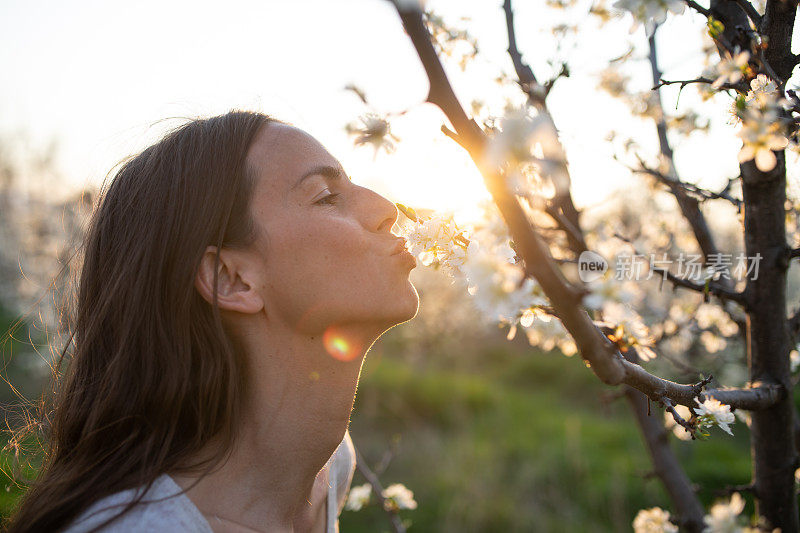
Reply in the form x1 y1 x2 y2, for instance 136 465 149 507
485 108 563 197
522 313 578 355
695 396 736 436
345 483 372 511
791 348 800 374
737 106 789 172
382 483 418 511
461 238 541 324
700 330 727 353
345 114 399 156
633 507 678 533
712 51 750 89
405 213 469 277
702 493 746 533
602 301 656 360
698 64 720 101
612 0 684 35
745 74 778 106
695 304 739 337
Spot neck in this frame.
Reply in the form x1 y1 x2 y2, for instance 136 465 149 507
171 317 378 531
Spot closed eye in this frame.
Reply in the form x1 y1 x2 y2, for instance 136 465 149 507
315 192 340 206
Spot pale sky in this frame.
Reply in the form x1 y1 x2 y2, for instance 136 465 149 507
1 0 790 223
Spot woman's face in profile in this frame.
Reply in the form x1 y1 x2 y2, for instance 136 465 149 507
244 123 419 338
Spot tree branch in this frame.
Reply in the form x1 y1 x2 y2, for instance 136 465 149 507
701 383 785 410
762 0 798 82
653 77 748 93
789 308 800 343
617 355 783 410
662 269 747 306
623 339 706 531
395 4 629 384
646 32 739 270
390 5 779 415
502 0 584 256
353 444 406 533
631 159 742 209
502 0 544 107
612 232 747 306
624 384 706 531
543 202 588 255
684 0 712 17
732 0 762 28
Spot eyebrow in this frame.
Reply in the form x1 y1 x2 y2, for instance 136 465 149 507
292 164 348 190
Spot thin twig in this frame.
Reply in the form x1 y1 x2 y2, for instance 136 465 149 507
684 0 712 17
353 444 406 533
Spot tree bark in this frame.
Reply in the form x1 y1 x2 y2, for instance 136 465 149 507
741 154 799 532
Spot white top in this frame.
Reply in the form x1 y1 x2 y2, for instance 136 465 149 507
62 431 356 533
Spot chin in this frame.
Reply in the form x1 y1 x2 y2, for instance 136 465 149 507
391 280 420 324
366 286 420 337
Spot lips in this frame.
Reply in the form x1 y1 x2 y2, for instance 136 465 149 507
390 238 409 256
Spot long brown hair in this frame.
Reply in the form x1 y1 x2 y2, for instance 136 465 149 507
4 110 275 532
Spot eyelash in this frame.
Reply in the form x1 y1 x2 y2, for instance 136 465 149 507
315 192 340 206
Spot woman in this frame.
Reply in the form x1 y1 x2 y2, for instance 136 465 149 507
4 110 419 532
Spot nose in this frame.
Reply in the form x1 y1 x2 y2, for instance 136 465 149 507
358 185 399 234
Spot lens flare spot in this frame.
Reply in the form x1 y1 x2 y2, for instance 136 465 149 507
309 371 320 381
323 327 361 361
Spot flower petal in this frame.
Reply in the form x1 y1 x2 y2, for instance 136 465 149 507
755 149 777 171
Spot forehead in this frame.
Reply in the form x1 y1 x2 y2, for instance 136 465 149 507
246 123 338 197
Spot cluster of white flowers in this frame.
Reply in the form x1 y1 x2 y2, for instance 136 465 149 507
344 483 372 511
662 396 736 441
712 50 750 89
685 53 793 173
345 482 418 512
601 301 657 361
699 330 727 353
736 97 789 172
633 507 678 533
695 304 739 337
612 0 684 35
424 10 478 71
703 493 747 532
484 107 564 198
666 110 709 136
695 396 736 436
462 237 543 324
635 493 768 533
598 67 630 98
405 212 469 276
403 204 547 327
515 308 578 355
583 272 635 311
382 483 418 511
745 74 779 106
485 108 548 169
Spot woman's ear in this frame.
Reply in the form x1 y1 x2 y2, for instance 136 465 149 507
194 245 264 314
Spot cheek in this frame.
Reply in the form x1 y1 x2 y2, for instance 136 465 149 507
264 217 380 305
